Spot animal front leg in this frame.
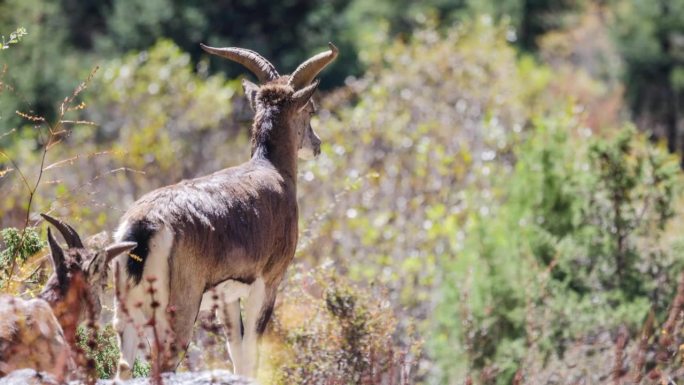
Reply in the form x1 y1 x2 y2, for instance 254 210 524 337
114 293 147 379
116 321 141 379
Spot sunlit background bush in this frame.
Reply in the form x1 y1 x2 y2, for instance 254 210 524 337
3 1 684 384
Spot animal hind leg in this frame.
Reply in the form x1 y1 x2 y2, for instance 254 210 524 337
216 300 245 374
114 224 173 377
241 278 276 377
163 273 204 372
201 278 252 374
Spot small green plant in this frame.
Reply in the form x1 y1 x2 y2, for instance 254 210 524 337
132 359 151 378
75 325 151 379
76 325 120 379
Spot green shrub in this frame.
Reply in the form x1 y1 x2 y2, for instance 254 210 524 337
76 325 120 379
132 359 151 378
0 226 43 267
432 115 683 383
269 264 420 385
75 325 151 379
0 226 44 286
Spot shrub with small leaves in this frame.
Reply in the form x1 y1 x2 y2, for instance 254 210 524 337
76 325 120 379
325 286 375 378
132 359 151 378
0 226 44 276
75 325 152 379
585 126 680 294
433 116 684 383
270 264 420 385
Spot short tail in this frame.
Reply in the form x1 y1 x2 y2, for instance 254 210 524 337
119 219 158 285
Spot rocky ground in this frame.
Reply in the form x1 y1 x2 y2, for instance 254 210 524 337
0 370 257 385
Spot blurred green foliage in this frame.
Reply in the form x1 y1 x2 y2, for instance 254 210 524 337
431 117 681 382
613 0 684 157
0 0 586 126
84 40 241 192
0 39 243 234
295 21 553 382
0 0 80 126
2 0 682 156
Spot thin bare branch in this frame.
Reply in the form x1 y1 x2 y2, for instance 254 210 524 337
15 110 45 122
0 127 16 139
0 167 14 179
66 102 86 111
0 150 30 191
59 119 97 126
43 151 114 171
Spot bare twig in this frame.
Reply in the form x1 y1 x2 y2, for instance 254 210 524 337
0 150 30 191
632 310 655 384
43 151 115 171
613 325 629 385
660 271 684 340
59 119 96 126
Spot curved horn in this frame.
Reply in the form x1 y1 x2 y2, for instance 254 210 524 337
200 43 279 83
40 213 84 249
289 42 338 90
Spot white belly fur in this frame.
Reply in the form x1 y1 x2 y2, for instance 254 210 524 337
200 279 253 312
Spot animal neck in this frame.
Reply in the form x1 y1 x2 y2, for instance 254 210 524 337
250 108 298 181
38 273 86 347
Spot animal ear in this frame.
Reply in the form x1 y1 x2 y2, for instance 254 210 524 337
47 228 68 282
291 79 319 111
242 79 260 111
104 241 137 265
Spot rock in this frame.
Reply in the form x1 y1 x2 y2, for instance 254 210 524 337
0 369 60 385
0 370 257 385
103 371 257 385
